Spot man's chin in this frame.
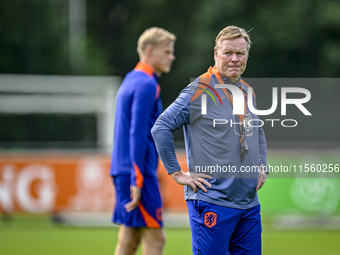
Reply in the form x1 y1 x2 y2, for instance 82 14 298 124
162 68 171 74
226 73 240 79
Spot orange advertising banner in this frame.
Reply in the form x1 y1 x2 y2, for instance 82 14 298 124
0 153 188 214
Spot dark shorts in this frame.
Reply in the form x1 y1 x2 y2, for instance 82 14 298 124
112 175 163 228
187 200 262 255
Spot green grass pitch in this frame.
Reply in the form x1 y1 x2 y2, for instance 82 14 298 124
1 215 340 255
1 151 339 254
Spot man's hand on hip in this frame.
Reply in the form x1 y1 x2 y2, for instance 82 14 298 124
256 165 268 192
170 170 212 193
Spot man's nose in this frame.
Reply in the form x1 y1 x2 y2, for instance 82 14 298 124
231 53 239 62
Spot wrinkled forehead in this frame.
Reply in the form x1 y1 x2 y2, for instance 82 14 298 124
216 38 249 52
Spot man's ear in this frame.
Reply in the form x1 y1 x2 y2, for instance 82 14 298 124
214 47 217 60
144 45 153 57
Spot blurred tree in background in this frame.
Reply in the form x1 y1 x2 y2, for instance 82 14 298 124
0 0 110 75
0 0 340 147
2 0 340 101
86 0 340 106
1 0 340 95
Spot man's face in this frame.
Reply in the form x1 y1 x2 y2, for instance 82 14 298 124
214 37 248 82
149 41 175 76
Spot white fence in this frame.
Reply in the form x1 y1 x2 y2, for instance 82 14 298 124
0 74 121 152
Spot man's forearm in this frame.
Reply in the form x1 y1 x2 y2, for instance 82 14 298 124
151 121 181 174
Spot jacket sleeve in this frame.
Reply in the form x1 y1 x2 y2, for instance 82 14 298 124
258 126 267 167
248 84 268 168
253 90 268 168
152 86 191 174
130 82 157 188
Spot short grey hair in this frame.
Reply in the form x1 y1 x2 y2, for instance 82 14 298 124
215 26 251 51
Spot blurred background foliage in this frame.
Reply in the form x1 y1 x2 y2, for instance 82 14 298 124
1 0 340 103
0 0 340 147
